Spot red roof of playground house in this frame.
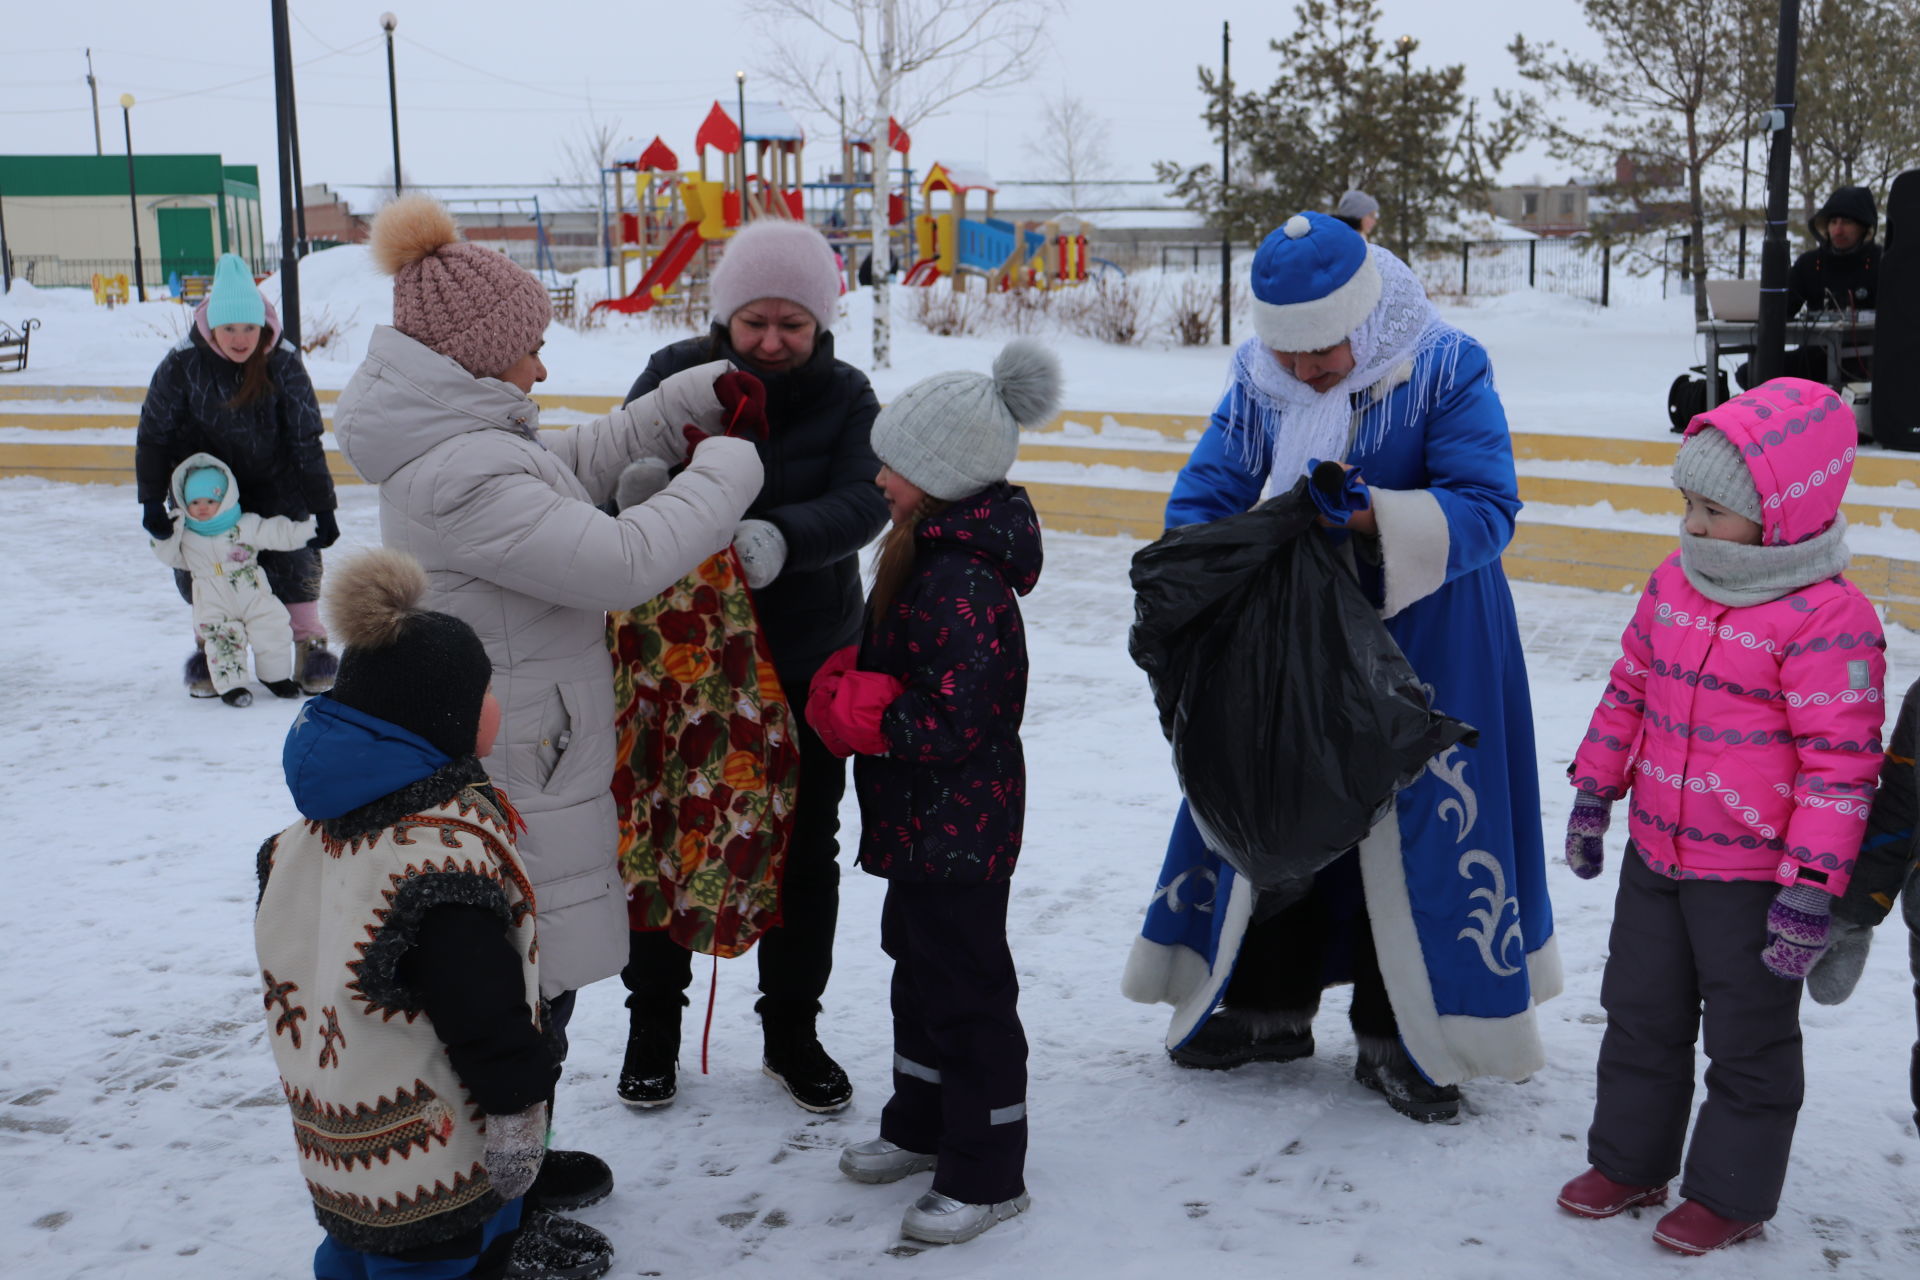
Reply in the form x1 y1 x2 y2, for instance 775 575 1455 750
696 102 741 155
636 137 680 172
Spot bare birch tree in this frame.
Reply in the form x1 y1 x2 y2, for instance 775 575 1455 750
553 112 628 211
744 0 1058 367
1025 91 1115 215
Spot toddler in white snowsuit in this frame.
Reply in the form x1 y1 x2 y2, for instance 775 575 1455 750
150 452 315 706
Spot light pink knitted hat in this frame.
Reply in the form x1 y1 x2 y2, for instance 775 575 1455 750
369 195 551 378
709 219 843 329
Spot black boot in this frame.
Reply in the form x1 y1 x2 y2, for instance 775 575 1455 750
476 1211 614 1280
1169 1008 1314 1070
616 1012 680 1110
1353 1035 1460 1123
263 678 302 699
220 686 253 707
762 1011 852 1113
525 1149 614 1213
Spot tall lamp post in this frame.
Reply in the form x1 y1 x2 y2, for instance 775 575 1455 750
1753 0 1802 385
1393 35 1418 262
735 71 748 198
119 93 145 302
381 13 402 197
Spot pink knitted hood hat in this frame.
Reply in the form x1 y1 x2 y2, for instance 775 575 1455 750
369 195 551 379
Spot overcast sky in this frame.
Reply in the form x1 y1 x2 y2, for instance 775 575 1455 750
3 1 1605 216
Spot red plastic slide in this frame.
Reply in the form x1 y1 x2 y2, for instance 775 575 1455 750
594 221 707 314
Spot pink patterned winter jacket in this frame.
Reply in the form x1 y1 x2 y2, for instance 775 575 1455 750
1570 379 1886 896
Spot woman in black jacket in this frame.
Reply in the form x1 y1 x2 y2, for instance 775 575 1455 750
135 255 339 696
617 220 887 1115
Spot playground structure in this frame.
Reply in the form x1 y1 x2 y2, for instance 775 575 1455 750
905 161 1091 293
596 100 820 316
592 93 1094 317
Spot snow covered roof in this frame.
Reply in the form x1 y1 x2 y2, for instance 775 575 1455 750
739 100 805 144
925 160 996 193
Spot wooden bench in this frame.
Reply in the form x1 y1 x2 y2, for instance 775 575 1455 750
548 282 576 322
0 318 40 373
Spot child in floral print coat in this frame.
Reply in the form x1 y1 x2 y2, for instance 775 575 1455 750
808 339 1061 1247
1556 378 1886 1255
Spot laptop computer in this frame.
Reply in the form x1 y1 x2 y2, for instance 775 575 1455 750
1706 279 1761 322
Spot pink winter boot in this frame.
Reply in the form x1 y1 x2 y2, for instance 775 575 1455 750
1556 1167 1669 1219
1651 1200 1764 1255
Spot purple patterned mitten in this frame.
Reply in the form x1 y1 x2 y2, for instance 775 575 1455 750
1762 883 1833 980
1564 792 1612 880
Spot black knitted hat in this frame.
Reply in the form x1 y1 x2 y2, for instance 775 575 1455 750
324 549 493 760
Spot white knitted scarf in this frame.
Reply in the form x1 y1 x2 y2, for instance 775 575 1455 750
1678 515 1853 606
1224 246 1470 489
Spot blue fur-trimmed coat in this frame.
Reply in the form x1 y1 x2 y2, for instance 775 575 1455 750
1122 333 1561 1086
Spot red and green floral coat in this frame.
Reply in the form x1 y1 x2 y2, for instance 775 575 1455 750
854 483 1041 883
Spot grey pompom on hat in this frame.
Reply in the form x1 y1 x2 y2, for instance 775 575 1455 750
871 339 1064 501
1672 426 1762 523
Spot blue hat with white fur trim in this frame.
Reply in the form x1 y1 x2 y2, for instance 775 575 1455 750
1249 212 1381 352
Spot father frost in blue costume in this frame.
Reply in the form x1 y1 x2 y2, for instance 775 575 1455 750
1121 213 1560 1122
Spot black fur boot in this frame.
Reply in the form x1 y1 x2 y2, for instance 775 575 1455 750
1354 1034 1460 1123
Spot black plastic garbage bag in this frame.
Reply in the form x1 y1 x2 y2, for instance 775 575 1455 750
1128 463 1477 899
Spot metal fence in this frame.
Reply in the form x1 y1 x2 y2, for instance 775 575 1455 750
1410 238 1614 307
11 255 274 292
1156 236 1615 306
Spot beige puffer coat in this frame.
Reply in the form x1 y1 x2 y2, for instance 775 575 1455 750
333 325 763 995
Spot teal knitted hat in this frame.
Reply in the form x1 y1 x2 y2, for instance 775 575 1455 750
206 254 266 328
182 465 227 506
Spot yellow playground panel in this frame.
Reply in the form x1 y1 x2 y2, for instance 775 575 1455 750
91 274 131 307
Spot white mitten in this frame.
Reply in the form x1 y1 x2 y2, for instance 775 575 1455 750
615 458 674 512
732 518 788 589
483 1100 547 1200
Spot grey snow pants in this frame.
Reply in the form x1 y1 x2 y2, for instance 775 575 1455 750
1588 848 1805 1222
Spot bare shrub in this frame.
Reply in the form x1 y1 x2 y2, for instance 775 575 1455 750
910 286 983 337
1063 276 1151 346
299 305 357 357
1166 277 1218 346
981 286 1054 335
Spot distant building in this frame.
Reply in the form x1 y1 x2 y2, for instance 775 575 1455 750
1488 182 1589 238
0 154 265 288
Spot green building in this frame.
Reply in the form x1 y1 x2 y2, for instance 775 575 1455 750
0 154 266 289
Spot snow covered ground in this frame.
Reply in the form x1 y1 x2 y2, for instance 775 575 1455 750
3 476 1920 1279
4 255 1920 1277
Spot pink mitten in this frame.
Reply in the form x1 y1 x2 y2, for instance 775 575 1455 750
815 670 905 757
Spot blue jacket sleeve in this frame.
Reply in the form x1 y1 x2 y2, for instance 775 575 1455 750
1415 340 1522 583
1165 388 1269 529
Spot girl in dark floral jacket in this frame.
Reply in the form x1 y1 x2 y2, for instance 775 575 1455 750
807 339 1061 1247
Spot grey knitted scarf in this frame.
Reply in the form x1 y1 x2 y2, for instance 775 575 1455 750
1677 515 1852 606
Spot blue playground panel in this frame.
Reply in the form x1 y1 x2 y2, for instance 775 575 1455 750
955 217 1049 274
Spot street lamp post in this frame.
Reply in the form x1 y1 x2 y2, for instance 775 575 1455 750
1393 35 1418 262
735 71 748 199
381 13 402 197
119 93 145 302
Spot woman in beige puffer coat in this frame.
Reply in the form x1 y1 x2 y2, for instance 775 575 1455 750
332 199 762 1213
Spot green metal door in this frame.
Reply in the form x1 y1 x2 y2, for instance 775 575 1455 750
156 206 215 282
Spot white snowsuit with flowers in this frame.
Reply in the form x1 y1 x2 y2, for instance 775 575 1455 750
151 452 315 693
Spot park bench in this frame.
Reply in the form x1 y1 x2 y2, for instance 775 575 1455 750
0 317 41 372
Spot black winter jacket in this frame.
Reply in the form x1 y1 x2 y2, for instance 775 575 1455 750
1840 680 1920 932
854 484 1042 884
136 326 335 519
1790 187 1880 316
625 327 887 681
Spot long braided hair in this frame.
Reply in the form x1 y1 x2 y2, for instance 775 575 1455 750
867 492 951 628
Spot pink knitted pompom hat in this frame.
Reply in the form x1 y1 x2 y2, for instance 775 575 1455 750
368 195 551 379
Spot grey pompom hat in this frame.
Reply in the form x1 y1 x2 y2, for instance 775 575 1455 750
872 338 1064 501
1672 426 1762 523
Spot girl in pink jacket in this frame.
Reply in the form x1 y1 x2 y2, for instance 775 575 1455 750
1554 377 1886 1256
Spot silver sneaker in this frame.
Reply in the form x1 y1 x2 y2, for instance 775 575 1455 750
900 1190 1031 1245
838 1138 936 1184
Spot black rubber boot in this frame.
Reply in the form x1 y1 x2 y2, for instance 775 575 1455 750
525 1149 614 1213
762 1011 852 1113
1170 1008 1315 1070
616 1012 680 1110
1354 1035 1460 1123
220 686 253 707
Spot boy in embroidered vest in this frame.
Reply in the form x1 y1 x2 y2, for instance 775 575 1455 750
1558 378 1886 1255
256 548 613 1280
